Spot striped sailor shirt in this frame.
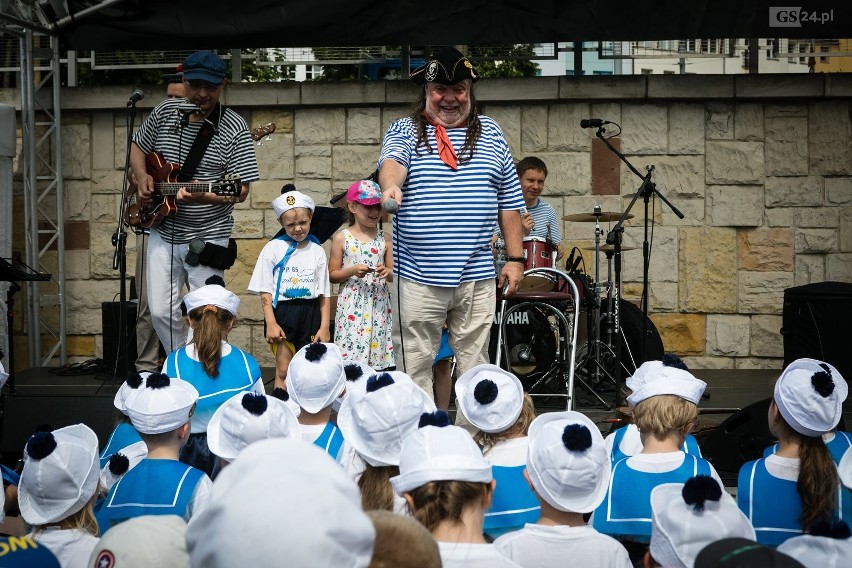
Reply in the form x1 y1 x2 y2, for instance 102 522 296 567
526 198 562 244
379 116 524 287
132 98 260 244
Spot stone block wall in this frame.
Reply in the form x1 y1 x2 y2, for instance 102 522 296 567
5 73 852 371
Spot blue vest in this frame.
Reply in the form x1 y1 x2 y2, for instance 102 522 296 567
739 457 851 547
484 464 541 537
95 459 206 531
166 345 260 427
593 453 712 541
609 425 702 464
1 464 19 486
737 458 802 546
99 422 143 469
313 422 344 461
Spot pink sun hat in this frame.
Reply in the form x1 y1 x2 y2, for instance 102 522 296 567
346 180 382 206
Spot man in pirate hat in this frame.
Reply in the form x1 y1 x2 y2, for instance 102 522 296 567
377 46 525 404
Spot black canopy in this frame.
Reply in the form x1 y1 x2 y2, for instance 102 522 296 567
42 1 851 50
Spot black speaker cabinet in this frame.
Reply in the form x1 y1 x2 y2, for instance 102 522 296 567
701 398 774 483
101 301 137 378
782 281 852 381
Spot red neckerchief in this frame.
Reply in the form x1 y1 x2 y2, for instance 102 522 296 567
423 113 460 170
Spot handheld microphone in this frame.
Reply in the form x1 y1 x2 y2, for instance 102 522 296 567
382 199 399 214
177 103 202 128
127 89 144 106
580 118 610 129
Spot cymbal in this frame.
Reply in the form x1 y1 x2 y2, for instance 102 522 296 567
582 244 638 253
562 211 634 223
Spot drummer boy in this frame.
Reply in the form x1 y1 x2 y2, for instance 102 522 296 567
516 156 563 260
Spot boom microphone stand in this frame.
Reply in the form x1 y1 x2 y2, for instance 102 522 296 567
107 91 143 387
594 123 684 405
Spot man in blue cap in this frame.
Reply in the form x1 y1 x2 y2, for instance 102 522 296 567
130 50 259 353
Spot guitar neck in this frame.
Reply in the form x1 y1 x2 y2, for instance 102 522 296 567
154 182 224 195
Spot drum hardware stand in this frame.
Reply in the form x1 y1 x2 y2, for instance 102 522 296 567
497 268 584 409
593 122 684 406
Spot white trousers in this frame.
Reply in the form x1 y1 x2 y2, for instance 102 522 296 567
146 229 226 352
395 277 495 401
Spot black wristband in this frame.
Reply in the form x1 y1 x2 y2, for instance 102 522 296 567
506 256 525 264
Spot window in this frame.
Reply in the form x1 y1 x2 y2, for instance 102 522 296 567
820 45 829 63
641 68 653 75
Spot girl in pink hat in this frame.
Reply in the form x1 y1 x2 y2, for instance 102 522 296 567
329 179 395 370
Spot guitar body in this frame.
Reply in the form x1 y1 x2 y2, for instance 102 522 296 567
124 152 240 229
136 152 180 229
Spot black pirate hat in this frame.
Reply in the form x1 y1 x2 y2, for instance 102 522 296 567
410 46 479 85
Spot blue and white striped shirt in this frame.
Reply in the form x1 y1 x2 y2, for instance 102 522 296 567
526 199 561 244
379 116 524 287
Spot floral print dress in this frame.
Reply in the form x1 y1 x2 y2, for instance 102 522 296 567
334 229 395 369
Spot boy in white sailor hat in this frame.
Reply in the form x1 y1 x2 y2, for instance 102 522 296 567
95 373 212 532
455 363 539 538
207 391 301 466
605 355 704 464
336 370 435 512
18 424 101 566
647 476 756 568
591 359 720 551
494 411 632 568
248 189 331 390
186 439 375 568
737 358 849 546
286 342 347 459
391 411 520 568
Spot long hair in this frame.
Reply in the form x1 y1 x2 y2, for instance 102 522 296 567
358 464 400 511
409 84 481 165
406 480 491 533
31 496 99 537
188 306 234 378
773 411 838 529
475 393 536 454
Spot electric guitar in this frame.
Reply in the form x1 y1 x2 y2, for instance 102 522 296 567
124 152 241 229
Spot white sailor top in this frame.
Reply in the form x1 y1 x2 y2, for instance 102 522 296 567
483 438 540 538
592 452 713 541
763 430 852 465
606 424 702 464
164 343 263 434
738 455 849 547
95 458 209 531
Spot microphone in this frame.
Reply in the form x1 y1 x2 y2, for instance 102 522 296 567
580 118 610 129
127 89 144 106
382 199 399 214
177 103 202 128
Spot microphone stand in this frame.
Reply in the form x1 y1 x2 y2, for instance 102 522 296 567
595 124 684 406
107 98 141 387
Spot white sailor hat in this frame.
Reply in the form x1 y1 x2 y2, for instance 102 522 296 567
273 190 315 218
186 439 375 567
91 515 190 568
286 343 346 414
391 411 492 494
18 424 100 526
650 476 756 568
207 392 302 462
337 371 436 467
125 373 199 435
114 370 150 414
777 521 852 568
99 441 148 492
455 364 524 434
626 363 706 407
183 283 240 317
774 358 847 437
526 410 610 513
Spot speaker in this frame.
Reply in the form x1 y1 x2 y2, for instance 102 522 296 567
101 301 137 377
1 393 116 454
700 398 774 484
782 281 852 381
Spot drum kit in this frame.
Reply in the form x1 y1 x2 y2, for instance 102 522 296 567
492 207 663 410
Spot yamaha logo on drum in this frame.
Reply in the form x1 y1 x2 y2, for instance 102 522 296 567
494 311 530 325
